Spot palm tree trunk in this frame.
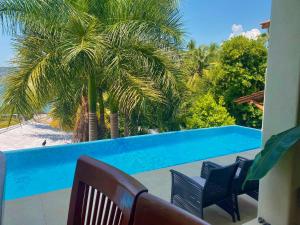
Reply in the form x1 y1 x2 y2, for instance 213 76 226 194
124 113 130 137
198 63 203 77
88 74 98 141
110 112 119 138
109 100 119 139
98 89 106 139
73 96 89 142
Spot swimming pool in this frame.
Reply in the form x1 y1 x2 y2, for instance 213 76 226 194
4 125 262 200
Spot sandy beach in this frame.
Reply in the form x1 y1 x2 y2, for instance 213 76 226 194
0 121 72 151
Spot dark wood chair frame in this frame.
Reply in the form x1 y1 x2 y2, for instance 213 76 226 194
67 156 148 225
133 192 210 225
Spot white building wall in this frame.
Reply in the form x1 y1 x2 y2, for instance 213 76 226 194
249 0 300 224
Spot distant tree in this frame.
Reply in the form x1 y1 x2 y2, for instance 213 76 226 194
187 40 196 50
181 43 220 93
184 93 235 129
212 36 267 128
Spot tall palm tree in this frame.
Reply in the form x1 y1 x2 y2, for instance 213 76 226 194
187 40 196 50
0 0 183 141
182 43 220 90
97 88 106 139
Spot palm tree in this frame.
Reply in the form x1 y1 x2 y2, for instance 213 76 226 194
182 43 220 90
0 0 183 141
97 88 106 139
187 40 196 50
192 46 210 77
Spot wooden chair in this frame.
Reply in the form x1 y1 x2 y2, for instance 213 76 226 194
0 152 5 225
67 156 148 225
133 192 211 225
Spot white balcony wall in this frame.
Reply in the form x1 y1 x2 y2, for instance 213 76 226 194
247 0 300 224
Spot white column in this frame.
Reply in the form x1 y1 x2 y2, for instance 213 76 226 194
245 0 300 224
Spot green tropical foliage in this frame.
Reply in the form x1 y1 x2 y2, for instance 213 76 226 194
187 40 196 50
245 126 300 183
184 93 235 129
0 0 183 140
0 0 268 140
178 42 234 129
182 43 219 89
211 36 267 128
0 117 20 128
178 36 267 130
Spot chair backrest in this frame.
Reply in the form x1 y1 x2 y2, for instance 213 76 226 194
67 156 148 225
133 193 211 225
234 157 258 193
203 163 238 205
0 152 5 225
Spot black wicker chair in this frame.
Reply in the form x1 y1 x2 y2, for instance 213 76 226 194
233 156 259 221
191 156 259 221
170 162 239 222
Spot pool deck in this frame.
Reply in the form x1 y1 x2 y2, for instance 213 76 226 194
3 149 259 225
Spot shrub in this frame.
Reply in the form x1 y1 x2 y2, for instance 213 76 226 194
185 94 235 129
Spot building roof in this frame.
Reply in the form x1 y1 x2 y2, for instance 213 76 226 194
234 90 264 104
260 20 271 29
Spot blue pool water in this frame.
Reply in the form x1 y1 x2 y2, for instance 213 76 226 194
4 125 262 200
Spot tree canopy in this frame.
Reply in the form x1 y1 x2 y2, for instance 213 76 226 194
212 36 267 127
0 1 268 139
0 0 184 140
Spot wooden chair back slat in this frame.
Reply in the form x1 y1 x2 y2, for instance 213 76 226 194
67 156 147 225
113 207 122 225
97 194 107 225
91 191 101 224
102 197 111 225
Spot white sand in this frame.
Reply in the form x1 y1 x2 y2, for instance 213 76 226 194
0 122 72 151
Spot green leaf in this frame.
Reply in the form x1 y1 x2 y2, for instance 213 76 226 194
245 126 300 184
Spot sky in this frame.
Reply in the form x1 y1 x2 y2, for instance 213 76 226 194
0 0 272 67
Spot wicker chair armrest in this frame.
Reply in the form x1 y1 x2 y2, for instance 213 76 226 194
170 170 204 206
171 170 204 189
201 161 222 179
236 156 250 163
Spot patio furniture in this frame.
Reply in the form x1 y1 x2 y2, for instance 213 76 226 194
0 152 5 225
233 156 259 221
194 156 259 221
67 156 148 225
133 192 211 225
68 156 211 225
170 162 239 222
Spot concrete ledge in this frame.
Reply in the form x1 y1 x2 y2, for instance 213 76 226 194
243 219 259 225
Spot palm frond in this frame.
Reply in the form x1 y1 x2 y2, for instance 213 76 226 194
60 14 107 70
0 0 72 35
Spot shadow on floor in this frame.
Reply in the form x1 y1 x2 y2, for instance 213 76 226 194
28 133 72 142
204 195 257 225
